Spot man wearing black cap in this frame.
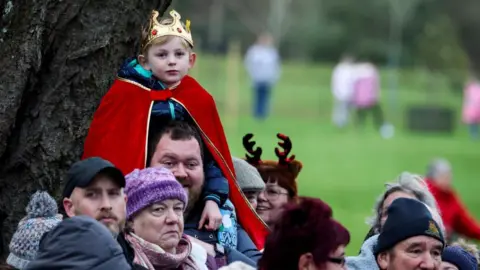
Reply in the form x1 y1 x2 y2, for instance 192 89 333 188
62 157 146 269
62 157 127 237
376 198 445 270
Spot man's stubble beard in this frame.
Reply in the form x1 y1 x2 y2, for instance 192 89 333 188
73 208 123 238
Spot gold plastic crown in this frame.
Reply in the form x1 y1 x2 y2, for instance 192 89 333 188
142 10 193 51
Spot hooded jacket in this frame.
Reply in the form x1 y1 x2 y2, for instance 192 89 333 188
26 216 131 270
346 234 380 270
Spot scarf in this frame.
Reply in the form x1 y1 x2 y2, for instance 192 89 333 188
126 233 200 270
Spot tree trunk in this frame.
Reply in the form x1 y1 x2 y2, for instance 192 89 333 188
443 0 480 78
0 0 162 260
268 0 292 46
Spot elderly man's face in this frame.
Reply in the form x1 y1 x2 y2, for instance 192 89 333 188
149 134 205 216
377 235 443 270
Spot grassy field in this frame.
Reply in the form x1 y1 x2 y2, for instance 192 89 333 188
194 54 480 254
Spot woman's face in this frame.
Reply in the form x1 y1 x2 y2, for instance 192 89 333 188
132 199 184 253
380 191 416 228
256 182 290 226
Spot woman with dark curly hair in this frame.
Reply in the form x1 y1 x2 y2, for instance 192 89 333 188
259 197 350 270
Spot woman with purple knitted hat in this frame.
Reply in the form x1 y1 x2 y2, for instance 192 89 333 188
124 167 213 270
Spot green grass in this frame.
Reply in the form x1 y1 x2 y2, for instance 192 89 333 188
194 54 480 254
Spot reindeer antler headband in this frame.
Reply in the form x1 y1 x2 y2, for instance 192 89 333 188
243 133 263 165
242 133 300 167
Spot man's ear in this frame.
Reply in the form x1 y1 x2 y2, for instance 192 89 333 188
138 54 150 70
189 52 196 69
298 253 314 270
63 197 75 218
377 251 390 270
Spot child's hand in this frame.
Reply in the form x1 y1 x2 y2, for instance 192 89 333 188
198 200 223 231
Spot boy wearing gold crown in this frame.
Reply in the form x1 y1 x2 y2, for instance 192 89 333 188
82 6 268 251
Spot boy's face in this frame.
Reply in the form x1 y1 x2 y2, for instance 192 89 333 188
140 36 196 87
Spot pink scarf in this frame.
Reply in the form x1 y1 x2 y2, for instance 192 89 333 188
126 233 199 270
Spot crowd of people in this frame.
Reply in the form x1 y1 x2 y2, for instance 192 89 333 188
332 55 480 141
3 4 480 270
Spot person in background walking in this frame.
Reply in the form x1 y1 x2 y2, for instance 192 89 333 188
425 158 480 242
244 33 281 120
331 54 356 128
462 75 480 140
352 60 394 138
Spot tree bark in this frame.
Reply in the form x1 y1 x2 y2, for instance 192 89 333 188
0 0 162 260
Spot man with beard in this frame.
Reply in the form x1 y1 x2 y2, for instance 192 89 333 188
148 121 261 267
62 157 145 269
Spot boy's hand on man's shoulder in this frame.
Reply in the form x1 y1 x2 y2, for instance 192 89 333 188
198 200 223 231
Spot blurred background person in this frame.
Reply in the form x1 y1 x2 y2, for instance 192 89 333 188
426 158 480 242
331 54 356 129
244 33 281 120
352 60 394 138
462 75 480 140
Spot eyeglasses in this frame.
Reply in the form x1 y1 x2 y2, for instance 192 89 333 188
328 257 345 266
264 188 289 200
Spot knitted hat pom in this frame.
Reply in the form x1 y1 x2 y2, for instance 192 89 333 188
25 191 58 219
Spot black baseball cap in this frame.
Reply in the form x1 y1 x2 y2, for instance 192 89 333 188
62 157 126 198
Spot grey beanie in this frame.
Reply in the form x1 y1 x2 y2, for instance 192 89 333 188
233 157 265 192
7 191 62 269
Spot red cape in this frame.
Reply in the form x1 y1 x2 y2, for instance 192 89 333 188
83 75 269 249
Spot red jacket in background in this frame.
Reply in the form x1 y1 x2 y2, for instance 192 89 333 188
426 178 480 240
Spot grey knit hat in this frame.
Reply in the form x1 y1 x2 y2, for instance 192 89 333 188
7 191 63 269
233 157 265 192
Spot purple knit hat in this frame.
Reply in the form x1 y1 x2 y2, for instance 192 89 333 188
125 167 188 219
